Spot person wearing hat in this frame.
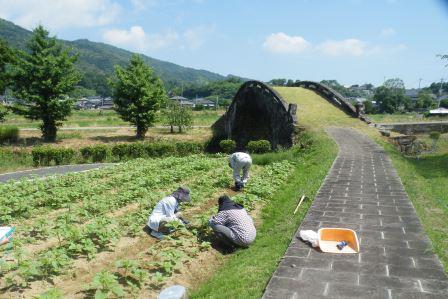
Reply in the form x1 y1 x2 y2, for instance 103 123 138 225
147 187 191 239
229 152 252 191
209 195 256 248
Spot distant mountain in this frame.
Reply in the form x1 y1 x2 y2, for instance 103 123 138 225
0 18 227 96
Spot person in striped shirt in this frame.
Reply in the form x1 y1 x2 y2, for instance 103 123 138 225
209 195 256 249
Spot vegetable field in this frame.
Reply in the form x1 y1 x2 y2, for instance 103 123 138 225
0 154 294 298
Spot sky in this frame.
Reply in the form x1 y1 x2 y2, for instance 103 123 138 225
1 0 448 88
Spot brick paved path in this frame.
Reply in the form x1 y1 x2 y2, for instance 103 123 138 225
263 128 448 299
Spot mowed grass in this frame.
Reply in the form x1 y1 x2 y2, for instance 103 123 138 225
368 113 448 124
3 108 225 128
280 87 448 272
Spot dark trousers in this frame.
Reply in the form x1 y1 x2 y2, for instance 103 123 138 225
210 224 237 247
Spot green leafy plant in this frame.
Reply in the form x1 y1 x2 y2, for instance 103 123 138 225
219 139 236 154
89 270 125 299
0 125 19 144
37 288 64 299
246 140 271 154
115 259 148 289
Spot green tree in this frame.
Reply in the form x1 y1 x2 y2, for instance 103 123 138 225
415 92 436 109
268 79 287 86
9 26 80 141
439 54 448 67
163 102 192 133
440 99 448 109
374 78 410 113
111 54 166 139
363 100 376 114
0 39 15 94
0 104 8 122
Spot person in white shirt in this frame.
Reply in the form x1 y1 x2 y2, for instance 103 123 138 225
229 152 252 190
147 187 191 239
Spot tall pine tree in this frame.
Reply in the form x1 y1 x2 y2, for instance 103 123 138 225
10 26 80 141
111 54 166 139
0 39 14 94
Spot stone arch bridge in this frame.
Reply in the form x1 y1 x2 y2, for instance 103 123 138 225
209 80 365 151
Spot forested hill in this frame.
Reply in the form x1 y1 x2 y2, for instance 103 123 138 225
0 18 226 95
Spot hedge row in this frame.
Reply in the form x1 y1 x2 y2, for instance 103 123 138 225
218 139 272 154
31 141 205 166
0 126 19 144
32 147 76 167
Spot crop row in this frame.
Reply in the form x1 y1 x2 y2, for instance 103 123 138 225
0 157 294 297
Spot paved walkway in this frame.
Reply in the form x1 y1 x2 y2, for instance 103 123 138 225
263 128 448 299
0 163 114 183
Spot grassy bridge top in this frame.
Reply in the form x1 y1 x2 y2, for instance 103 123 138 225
276 87 370 132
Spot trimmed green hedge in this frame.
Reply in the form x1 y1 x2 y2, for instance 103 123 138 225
30 141 206 167
80 145 110 162
32 147 76 167
246 140 271 154
0 126 19 144
219 139 236 154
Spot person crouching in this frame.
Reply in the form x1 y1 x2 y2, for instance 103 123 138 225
229 152 252 191
209 195 256 249
147 186 191 239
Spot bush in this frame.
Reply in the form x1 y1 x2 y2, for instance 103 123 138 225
128 143 146 158
429 131 441 140
0 126 19 144
175 141 204 156
219 139 236 154
246 140 271 154
80 145 109 162
32 146 76 166
111 143 129 160
144 142 176 157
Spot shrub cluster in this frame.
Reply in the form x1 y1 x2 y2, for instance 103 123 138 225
111 141 204 160
32 147 76 167
246 140 271 154
219 139 236 153
429 131 441 140
30 141 205 166
0 126 19 144
80 145 109 162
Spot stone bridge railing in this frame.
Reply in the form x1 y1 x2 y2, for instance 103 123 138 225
296 81 361 118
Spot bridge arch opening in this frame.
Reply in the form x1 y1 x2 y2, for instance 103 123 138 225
209 81 297 151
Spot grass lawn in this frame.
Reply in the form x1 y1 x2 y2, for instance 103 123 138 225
382 143 448 271
368 113 448 124
2 108 225 128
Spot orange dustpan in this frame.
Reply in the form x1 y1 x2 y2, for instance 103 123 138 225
318 228 360 253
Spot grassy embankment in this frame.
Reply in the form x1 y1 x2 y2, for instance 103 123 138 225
368 113 448 124
281 87 447 272
192 87 447 298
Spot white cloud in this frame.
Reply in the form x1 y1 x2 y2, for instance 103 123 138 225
183 26 214 49
103 26 179 51
263 32 311 54
103 25 213 52
130 0 158 11
0 0 121 30
379 27 396 37
316 39 366 56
